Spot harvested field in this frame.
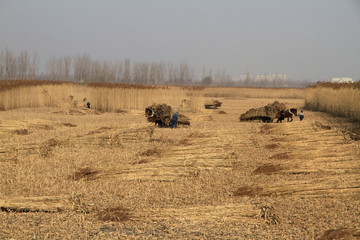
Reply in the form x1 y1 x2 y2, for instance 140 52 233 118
0 96 359 239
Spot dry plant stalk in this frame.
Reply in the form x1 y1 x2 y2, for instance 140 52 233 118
0 81 204 112
305 86 360 121
204 86 304 99
257 206 280 225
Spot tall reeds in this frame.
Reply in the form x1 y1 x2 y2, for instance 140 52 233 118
0 83 79 110
86 85 203 112
204 87 304 99
0 80 204 112
305 85 360 122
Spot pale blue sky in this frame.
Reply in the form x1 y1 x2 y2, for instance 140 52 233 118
1 0 359 81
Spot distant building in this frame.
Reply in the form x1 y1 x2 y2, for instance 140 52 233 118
239 74 254 80
331 77 353 83
255 74 287 82
239 74 287 82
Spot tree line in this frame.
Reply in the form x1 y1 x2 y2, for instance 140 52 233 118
0 49 39 80
0 48 315 87
0 49 197 85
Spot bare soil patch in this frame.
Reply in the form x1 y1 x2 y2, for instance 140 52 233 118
178 138 191 146
71 167 100 181
36 124 54 130
86 127 112 135
133 159 149 164
99 127 112 130
97 206 131 222
115 109 127 114
252 164 284 175
14 129 30 135
150 137 175 144
233 186 264 197
140 148 162 157
264 143 279 149
187 131 209 138
319 228 360 240
46 138 61 147
62 122 77 127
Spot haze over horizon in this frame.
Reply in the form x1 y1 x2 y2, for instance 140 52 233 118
1 0 360 82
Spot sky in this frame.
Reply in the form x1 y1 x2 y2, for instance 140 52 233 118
1 0 360 81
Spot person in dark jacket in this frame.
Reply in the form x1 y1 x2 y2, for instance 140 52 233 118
299 110 304 121
170 112 179 129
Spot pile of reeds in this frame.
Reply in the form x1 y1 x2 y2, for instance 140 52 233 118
240 101 287 121
145 103 190 127
204 99 222 109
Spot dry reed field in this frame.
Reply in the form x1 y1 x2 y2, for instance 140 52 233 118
0 80 204 113
0 82 359 239
204 86 304 99
305 82 360 122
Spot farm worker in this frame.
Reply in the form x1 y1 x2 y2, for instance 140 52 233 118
170 112 179 129
299 110 304 121
86 101 91 109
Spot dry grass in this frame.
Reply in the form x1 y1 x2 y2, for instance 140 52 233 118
309 81 360 89
259 124 274 134
204 86 304 99
305 85 360 122
0 89 359 239
0 80 204 112
86 85 204 112
314 121 332 130
0 79 65 92
269 152 291 160
96 206 131 222
139 148 162 157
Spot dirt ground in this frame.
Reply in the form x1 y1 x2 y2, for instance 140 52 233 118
0 97 359 239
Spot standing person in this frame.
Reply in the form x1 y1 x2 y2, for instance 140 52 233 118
299 110 304 121
170 112 179 129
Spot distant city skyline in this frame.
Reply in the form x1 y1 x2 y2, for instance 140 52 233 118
1 0 359 82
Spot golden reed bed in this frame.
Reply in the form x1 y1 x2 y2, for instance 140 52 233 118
305 82 360 122
0 80 304 113
2 80 360 124
0 80 204 112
